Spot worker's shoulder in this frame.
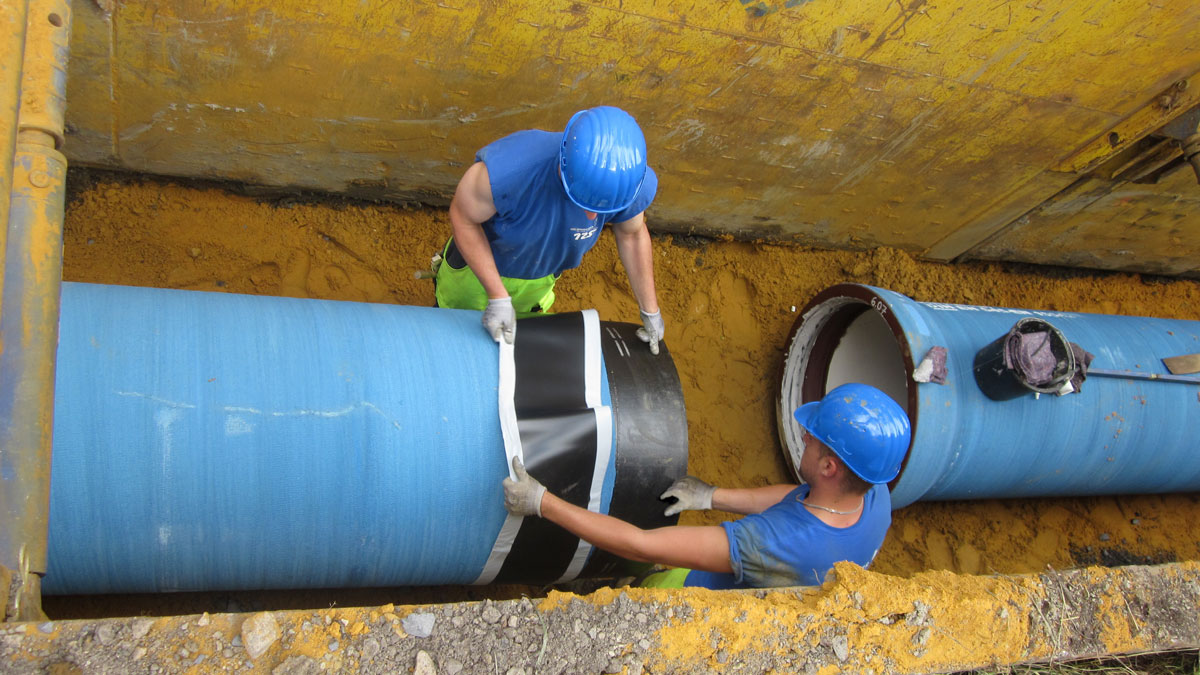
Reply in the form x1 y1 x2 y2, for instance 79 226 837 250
478 129 559 161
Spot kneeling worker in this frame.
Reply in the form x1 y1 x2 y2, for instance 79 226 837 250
501 383 911 589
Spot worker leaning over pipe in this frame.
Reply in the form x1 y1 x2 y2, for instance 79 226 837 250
435 106 664 353
503 384 911 589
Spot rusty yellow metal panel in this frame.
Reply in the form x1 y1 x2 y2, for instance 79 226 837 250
971 165 1200 277
61 0 1200 274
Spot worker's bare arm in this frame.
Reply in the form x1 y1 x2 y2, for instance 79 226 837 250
711 484 798 515
611 212 659 315
448 162 507 299
541 492 733 573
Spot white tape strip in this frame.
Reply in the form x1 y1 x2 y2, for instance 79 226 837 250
555 309 611 583
472 339 524 585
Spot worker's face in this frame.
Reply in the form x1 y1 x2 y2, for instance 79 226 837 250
797 429 818 485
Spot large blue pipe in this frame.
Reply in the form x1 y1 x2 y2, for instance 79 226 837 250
779 284 1200 509
45 282 685 594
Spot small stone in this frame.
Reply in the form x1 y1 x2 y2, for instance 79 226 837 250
853 591 864 608
241 612 281 660
604 659 623 674
443 658 464 675
95 623 117 645
222 649 234 658
179 648 190 659
832 635 850 662
1131 518 1140 525
272 655 320 675
481 606 503 625
402 612 436 638
361 638 380 661
507 615 520 628
197 612 211 626
232 635 242 647
638 639 651 651
505 669 527 675
133 647 147 661
912 627 931 647
415 651 437 675
1099 533 1111 542
451 616 465 628
717 650 729 664
189 247 202 258
328 640 339 652
38 622 55 634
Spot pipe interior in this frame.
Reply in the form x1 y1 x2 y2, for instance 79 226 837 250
825 309 910 407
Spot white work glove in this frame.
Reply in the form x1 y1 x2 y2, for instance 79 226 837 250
503 456 547 518
659 476 716 517
482 297 516 345
636 309 665 356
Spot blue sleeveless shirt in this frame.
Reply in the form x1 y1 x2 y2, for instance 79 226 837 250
475 130 658 280
685 483 892 589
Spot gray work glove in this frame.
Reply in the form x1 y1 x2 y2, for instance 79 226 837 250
659 476 716 517
636 309 665 356
503 456 546 518
483 297 516 345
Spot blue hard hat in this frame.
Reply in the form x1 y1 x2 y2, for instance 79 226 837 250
792 383 911 484
559 106 648 214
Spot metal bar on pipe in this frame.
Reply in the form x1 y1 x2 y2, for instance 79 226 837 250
1086 368 1200 385
0 0 72 623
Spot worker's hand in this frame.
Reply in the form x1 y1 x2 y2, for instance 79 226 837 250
660 476 716 517
503 456 547 518
482 297 516 344
636 309 665 356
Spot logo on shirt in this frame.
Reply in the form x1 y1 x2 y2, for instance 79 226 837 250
570 225 599 241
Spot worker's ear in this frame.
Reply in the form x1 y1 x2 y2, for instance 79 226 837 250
818 453 840 479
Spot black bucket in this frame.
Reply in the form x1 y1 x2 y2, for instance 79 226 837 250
973 318 1077 401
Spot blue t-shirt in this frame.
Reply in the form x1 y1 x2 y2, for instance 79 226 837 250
686 483 891 589
476 130 658 280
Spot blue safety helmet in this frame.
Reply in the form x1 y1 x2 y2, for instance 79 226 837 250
792 383 911 484
559 106 648 214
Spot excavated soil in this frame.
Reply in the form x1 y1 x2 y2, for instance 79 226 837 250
46 170 1200 622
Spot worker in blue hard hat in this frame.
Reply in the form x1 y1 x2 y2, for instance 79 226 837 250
434 105 665 352
501 383 912 589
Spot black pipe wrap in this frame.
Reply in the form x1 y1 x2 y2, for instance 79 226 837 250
496 316 688 584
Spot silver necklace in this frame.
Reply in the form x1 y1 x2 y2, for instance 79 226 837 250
799 497 863 515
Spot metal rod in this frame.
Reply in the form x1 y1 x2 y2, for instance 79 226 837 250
0 0 72 623
0 0 30 318
1086 368 1200 385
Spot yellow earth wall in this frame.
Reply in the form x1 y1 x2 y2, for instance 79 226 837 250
60 0 1200 276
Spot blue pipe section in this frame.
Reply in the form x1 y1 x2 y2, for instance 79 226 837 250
45 282 615 594
798 285 1200 509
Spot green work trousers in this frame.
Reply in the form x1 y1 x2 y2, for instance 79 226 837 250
433 239 558 316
